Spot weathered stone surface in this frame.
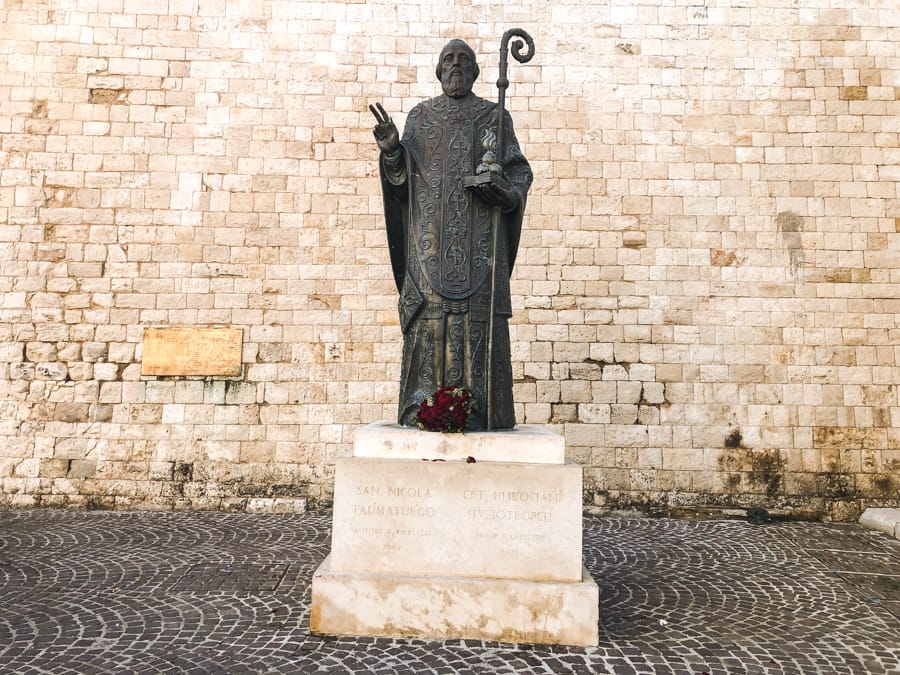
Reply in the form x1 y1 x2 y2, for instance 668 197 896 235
0 2 898 518
67 460 96 479
859 508 900 540
311 555 599 646
353 421 565 464
141 328 242 377
315 425 596 646
246 497 308 514
330 456 583 582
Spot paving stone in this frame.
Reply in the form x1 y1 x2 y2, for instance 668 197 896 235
808 549 900 577
0 511 898 673
170 563 289 592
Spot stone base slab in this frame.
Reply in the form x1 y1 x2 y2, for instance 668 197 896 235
859 508 900 540
310 555 599 646
353 421 565 464
245 497 307 514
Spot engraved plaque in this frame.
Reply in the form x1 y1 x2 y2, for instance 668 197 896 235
329 456 584 582
141 327 242 376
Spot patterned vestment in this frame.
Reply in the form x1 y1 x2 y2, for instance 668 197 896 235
379 93 533 430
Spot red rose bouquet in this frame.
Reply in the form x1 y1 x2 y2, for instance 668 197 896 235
413 386 476 433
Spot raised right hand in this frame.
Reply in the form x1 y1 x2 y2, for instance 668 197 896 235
369 102 400 154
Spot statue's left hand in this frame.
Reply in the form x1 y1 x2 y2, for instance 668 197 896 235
471 176 519 212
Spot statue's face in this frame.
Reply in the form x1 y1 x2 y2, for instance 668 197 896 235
439 42 476 98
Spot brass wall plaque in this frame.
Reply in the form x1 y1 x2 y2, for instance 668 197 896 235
141 328 243 376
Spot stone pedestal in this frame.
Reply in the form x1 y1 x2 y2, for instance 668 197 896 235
310 422 599 646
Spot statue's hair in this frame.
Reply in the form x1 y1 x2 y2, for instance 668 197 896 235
435 39 480 82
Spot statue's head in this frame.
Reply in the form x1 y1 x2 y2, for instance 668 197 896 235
436 39 479 98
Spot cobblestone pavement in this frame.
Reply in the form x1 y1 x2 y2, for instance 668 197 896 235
1 510 898 674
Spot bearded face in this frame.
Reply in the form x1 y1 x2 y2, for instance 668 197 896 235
438 42 477 98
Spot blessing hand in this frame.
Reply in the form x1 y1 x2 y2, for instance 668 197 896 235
369 102 400 154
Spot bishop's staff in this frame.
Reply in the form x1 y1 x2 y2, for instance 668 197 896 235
480 28 535 431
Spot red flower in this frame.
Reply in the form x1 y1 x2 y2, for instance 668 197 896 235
413 386 476 433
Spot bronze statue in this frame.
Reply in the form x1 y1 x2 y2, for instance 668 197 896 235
371 35 534 431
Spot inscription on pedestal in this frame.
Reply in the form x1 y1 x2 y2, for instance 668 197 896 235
141 327 243 376
330 457 583 582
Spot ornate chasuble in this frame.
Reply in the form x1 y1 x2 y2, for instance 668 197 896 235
378 93 532 430
403 95 496 300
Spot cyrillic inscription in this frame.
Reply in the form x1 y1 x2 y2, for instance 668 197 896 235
330 457 584 582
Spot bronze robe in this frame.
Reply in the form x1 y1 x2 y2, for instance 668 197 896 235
379 93 532 430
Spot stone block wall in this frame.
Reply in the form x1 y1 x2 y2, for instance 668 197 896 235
0 0 897 518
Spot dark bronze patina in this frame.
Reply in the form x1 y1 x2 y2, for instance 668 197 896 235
370 35 534 431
